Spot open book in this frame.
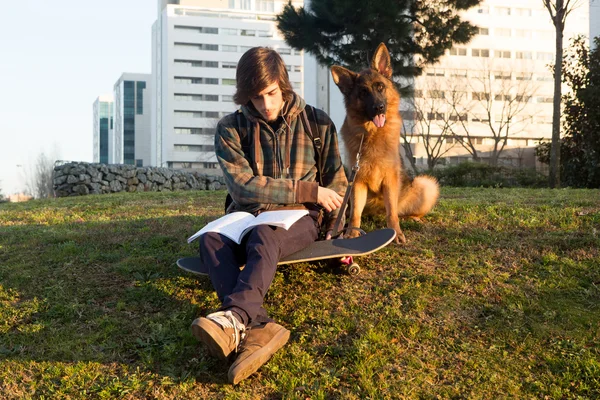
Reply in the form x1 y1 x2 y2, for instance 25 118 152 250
187 209 309 245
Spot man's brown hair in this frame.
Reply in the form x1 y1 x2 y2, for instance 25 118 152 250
233 47 294 105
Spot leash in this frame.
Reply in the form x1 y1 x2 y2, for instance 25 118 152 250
331 133 365 237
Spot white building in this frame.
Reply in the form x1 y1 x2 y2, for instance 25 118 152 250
92 95 114 164
591 0 600 45
401 0 590 170
113 73 152 166
151 0 305 172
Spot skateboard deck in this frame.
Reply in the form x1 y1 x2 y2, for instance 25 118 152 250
177 228 396 276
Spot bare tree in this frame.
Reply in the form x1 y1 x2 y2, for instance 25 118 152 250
25 152 57 199
464 65 539 166
403 77 462 170
542 0 583 188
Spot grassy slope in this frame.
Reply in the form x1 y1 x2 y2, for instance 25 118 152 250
0 188 599 399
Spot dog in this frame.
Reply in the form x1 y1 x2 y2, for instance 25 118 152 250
331 43 439 243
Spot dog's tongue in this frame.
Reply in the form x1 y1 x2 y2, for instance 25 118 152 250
373 114 386 128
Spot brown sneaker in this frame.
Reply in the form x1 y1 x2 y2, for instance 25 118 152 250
228 322 290 385
191 311 246 360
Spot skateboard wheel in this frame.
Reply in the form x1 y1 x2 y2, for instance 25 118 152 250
347 263 360 276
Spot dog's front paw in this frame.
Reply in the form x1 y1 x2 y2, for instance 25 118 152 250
394 229 407 244
344 227 363 239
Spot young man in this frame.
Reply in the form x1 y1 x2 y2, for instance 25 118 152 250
192 47 347 384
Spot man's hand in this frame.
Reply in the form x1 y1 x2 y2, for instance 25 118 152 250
317 187 343 213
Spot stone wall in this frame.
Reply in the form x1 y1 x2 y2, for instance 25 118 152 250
53 162 225 197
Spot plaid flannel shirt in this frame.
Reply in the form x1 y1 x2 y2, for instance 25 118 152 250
215 93 347 232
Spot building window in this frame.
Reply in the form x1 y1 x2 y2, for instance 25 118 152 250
229 0 252 10
175 59 219 68
427 112 445 120
494 72 512 80
427 90 445 99
174 25 218 34
256 0 275 12
516 51 533 60
426 69 445 77
472 92 490 101
174 144 216 152
240 46 253 53
222 78 236 85
477 5 489 14
175 127 215 135
449 47 467 56
471 115 490 122
450 69 468 77
222 45 237 52
495 50 511 59
136 159 143 167
536 31 554 40
496 7 511 16
258 30 273 37
478 27 489 35
515 8 532 17
221 28 237 35
240 29 255 36
516 95 532 103
449 114 468 122
204 162 219 169
495 28 511 37
278 48 292 55
516 73 533 81
537 52 554 61
176 76 219 85
136 81 146 115
495 94 512 101
222 95 234 102
175 110 223 118
174 42 218 51
515 29 532 39
175 93 219 101
536 96 554 104
294 65 302 73
222 62 237 69
472 49 490 57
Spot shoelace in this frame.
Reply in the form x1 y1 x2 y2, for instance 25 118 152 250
207 311 246 351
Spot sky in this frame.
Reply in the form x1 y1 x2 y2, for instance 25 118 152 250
0 0 157 195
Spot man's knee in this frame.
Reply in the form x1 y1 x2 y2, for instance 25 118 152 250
246 225 278 246
199 231 227 253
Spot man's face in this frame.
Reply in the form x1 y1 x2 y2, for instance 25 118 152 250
250 81 284 122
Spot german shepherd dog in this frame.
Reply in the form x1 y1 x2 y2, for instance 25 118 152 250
331 43 439 243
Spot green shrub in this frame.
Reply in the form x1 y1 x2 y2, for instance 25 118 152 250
430 162 547 188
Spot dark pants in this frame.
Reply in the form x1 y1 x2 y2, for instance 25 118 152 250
199 215 319 327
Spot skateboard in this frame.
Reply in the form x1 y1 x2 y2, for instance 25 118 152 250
177 228 396 276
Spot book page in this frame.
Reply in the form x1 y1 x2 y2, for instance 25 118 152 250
187 212 254 244
240 209 309 239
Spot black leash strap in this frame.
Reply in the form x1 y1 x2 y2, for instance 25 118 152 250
331 133 365 237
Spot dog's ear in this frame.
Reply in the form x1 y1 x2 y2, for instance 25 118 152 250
371 43 393 79
331 66 358 96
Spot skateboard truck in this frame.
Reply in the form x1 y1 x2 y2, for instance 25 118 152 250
339 256 360 275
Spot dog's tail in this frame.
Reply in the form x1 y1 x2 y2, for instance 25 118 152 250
397 175 440 219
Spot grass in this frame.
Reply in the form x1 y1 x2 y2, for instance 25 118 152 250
0 188 599 399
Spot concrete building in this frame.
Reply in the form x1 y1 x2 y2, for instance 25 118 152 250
401 0 590 171
92 95 114 164
151 0 304 172
591 0 600 45
113 73 152 166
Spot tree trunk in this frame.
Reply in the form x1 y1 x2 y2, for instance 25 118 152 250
549 18 564 188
